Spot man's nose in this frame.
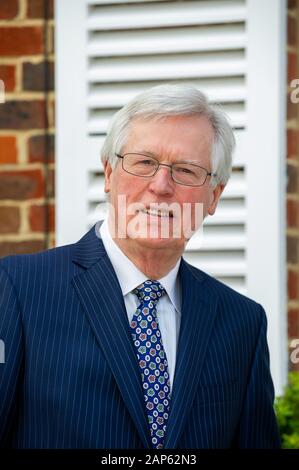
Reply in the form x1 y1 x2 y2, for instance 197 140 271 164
148 165 175 195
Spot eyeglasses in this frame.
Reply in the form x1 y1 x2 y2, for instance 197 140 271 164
115 153 217 187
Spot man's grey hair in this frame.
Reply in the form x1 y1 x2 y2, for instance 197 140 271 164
100 83 235 186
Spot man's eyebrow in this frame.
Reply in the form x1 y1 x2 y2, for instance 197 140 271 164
134 150 200 164
134 149 158 157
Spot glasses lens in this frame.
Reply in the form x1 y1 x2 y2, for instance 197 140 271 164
122 154 208 186
123 154 158 176
172 163 206 186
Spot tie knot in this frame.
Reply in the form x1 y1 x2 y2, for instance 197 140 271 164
133 279 165 303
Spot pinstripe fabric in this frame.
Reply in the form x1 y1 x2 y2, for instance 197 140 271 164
0 224 280 448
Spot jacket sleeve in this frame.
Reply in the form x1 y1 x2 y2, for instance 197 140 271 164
233 305 281 448
0 263 24 447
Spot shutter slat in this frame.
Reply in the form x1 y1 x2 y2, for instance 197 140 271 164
217 277 246 294
88 25 246 57
204 207 246 225
183 252 246 277
88 0 176 4
88 52 246 83
88 81 246 108
88 106 245 134
87 1 246 31
187 233 246 251
222 172 246 198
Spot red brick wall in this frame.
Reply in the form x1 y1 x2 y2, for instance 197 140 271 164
0 0 54 256
287 0 299 371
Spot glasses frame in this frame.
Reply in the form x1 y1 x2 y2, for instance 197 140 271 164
115 153 217 187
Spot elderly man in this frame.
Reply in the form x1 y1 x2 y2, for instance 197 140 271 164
0 84 280 449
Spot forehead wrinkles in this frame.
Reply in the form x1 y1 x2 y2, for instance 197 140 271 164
123 117 214 164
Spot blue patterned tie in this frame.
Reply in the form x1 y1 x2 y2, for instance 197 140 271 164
130 280 171 449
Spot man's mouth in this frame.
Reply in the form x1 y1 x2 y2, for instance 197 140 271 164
138 208 174 218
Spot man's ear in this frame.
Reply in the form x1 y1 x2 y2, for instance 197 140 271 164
207 183 225 216
104 161 113 193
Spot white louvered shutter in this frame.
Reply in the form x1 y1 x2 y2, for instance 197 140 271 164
56 0 287 394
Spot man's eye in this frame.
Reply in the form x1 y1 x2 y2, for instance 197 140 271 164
139 159 155 166
176 166 194 174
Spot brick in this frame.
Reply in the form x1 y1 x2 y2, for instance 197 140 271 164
48 203 55 232
288 0 298 9
0 169 44 200
288 52 298 83
0 240 45 258
288 270 299 300
0 27 44 57
288 15 297 46
287 92 299 120
288 308 299 338
0 65 16 92
287 129 299 157
287 199 299 228
0 136 17 164
0 100 46 130
29 203 55 232
48 238 55 249
287 235 299 264
289 360 299 373
27 0 54 19
49 24 55 54
28 134 55 163
0 206 20 234
29 204 44 231
47 168 55 198
23 61 54 92
48 99 55 128
0 0 18 19
287 164 298 193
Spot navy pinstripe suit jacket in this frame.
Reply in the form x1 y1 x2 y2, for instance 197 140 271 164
0 224 280 448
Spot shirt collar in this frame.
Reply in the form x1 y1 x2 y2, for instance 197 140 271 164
99 218 181 314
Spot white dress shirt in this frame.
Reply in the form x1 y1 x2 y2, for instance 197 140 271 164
99 219 182 390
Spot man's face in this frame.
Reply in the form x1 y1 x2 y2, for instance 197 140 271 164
104 114 224 253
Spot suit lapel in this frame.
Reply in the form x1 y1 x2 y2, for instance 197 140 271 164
164 259 219 449
71 225 151 448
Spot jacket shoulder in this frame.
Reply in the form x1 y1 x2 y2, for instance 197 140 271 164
0 242 76 279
